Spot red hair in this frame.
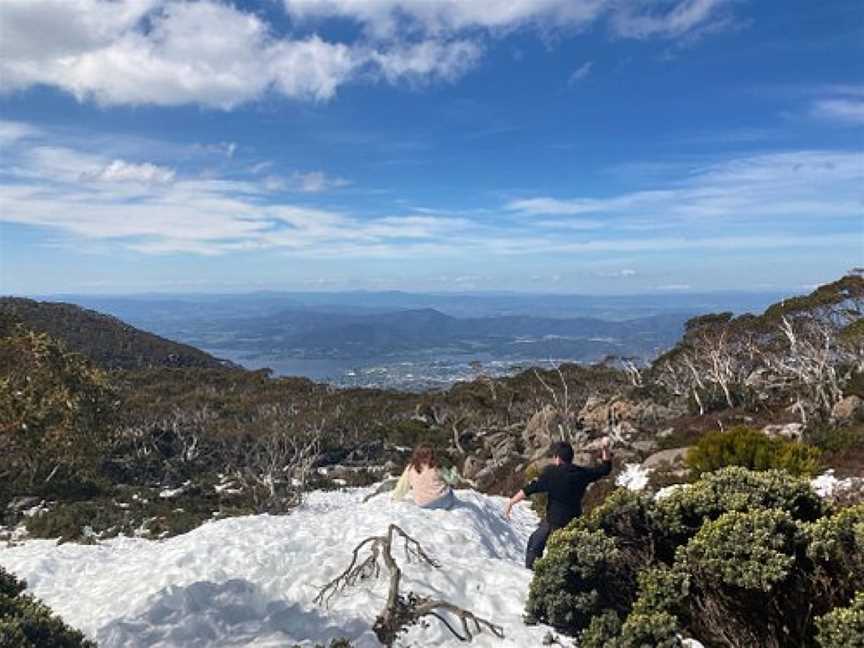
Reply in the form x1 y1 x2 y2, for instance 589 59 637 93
410 445 437 472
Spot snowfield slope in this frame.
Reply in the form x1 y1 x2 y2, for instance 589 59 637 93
0 487 554 647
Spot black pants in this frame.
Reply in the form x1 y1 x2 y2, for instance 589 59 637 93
526 520 552 569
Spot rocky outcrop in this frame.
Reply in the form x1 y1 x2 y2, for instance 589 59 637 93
577 396 679 433
522 405 565 452
832 395 864 422
761 423 804 442
642 447 690 472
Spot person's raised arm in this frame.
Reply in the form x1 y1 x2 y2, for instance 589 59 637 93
584 436 613 481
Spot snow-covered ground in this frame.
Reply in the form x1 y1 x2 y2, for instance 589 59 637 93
0 487 555 647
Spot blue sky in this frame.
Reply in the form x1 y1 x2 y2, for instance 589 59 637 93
0 0 862 295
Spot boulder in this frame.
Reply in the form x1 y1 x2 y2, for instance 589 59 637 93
761 423 804 442
832 395 864 422
523 405 565 451
473 455 523 494
643 447 690 471
632 439 659 455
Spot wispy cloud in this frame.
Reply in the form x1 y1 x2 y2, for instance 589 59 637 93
568 61 593 85
507 150 864 223
262 171 351 193
2 121 860 260
806 85 864 125
812 99 864 125
80 159 176 184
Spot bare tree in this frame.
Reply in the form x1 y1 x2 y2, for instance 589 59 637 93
225 404 322 512
316 524 504 646
758 316 849 424
533 364 580 442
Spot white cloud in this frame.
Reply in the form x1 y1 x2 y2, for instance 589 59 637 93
0 0 477 108
371 39 484 84
568 61 593 84
294 171 349 193
81 159 176 184
610 0 734 39
0 0 739 108
507 150 864 222
281 0 733 40
262 171 350 193
2 122 859 259
0 120 40 145
812 98 864 125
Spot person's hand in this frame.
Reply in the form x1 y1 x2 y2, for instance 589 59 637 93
599 436 611 450
504 502 513 521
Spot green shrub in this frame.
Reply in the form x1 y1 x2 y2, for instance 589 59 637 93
684 509 802 591
527 467 858 647
0 566 94 648
807 423 864 453
616 611 682 648
527 527 620 629
816 591 864 648
687 426 822 477
579 610 623 648
806 504 864 598
652 466 823 541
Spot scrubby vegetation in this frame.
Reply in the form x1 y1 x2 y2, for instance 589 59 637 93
527 467 863 647
1 276 862 560
816 590 864 647
686 425 823 477
0 566 94 647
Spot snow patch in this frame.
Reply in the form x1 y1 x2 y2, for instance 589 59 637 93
159 481 191 499
654 483 690 500
810 469 864 499
0 487 553 647
616 463 652 492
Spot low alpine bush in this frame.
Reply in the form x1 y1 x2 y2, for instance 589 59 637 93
526 467 863 648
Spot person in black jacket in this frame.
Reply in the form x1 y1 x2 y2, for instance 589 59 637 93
504 438 612 569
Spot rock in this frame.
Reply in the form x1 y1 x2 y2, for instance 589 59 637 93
643 447 690 470
528 443 553 462
523 405 565 451
632 439 659 455
761 423 804 442
473 455 523 493
610 420 639 444
578 396 678 433
832 395 864 422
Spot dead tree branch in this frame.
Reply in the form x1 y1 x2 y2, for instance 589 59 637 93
315 524 503 645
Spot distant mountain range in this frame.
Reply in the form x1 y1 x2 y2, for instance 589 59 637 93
0 289 793 384
42 289 785 322
182 307 690 361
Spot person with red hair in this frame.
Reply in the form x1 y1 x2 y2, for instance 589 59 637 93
392 445 458 509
